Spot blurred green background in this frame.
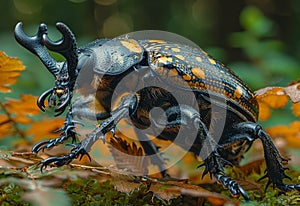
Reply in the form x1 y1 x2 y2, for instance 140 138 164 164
0 0 300 127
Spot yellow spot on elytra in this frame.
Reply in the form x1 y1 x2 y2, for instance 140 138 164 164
191 67 205 79
196 57 202 62
208 58 216 65
234 86 243 98
148 40 166 44
183 75 191 81
168 69 178 77
175 54 185 60
171 48 180 52
158 56 173 64
120 39 143 53
156 66 168 76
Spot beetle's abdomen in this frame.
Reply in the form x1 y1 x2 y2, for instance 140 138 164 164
140 40 258 122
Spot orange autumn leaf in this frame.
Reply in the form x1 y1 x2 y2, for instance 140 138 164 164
255 81 300 120
5 94 40 124
26 118 64 141
266 121 300 149
0 114 12 138
292 102 300 118
0 51 25 93
256 101 271 121
0 114 10 125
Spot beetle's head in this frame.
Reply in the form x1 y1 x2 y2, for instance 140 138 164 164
14 22 78 116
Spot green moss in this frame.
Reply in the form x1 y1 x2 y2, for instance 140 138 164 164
0 183 29 206
64 178 176 205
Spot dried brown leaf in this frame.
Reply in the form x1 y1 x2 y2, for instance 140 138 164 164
285 81 300 103
111 171 142 193
109 135 150 176
0 51 25 92
149 181 181 201
149 180 237 206
239 159 265 176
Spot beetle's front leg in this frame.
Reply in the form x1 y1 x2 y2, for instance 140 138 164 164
32 94 112 153
37 94 137 170
32 109 79 153
234 122 300 192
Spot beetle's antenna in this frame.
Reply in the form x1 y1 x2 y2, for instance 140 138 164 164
14 22 59 76
42 22 78 85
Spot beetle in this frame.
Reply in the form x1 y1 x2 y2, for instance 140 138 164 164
14 22 300 200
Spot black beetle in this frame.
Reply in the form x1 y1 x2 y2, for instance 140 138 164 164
14 22 300 200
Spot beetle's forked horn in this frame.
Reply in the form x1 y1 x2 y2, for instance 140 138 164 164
14 22 59 76
43 22 78 83
15 22 78 83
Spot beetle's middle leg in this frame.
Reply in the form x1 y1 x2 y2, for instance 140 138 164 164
156 105 250 199
141 104 232 182
132 104 203 178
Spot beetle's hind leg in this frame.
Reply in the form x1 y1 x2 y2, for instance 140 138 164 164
234 122 300 192
135 105 204 178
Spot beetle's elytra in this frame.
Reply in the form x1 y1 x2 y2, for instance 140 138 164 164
14 22 300 200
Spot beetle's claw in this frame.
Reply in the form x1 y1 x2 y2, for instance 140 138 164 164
200 152 250 200
274 183 300 192
38 156 71 172
37 143 91 172
32 128 77 153
236 184 250 200
32 131 77 153
214 173 250 201
37 88 54 111
32 140 51 153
